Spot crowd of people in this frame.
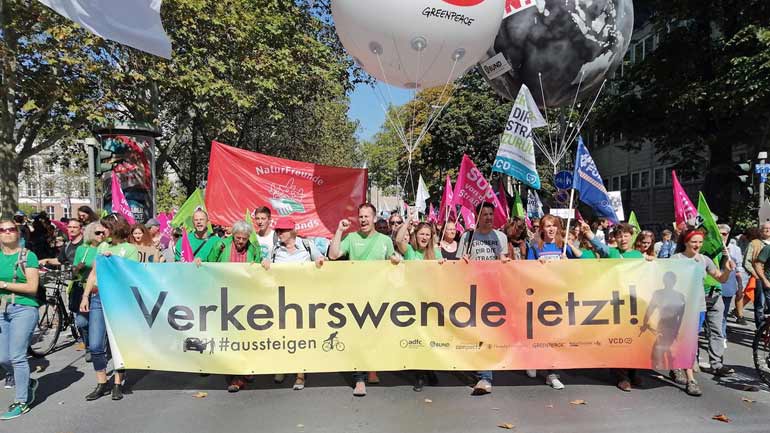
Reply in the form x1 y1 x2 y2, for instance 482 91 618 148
0 201 766 420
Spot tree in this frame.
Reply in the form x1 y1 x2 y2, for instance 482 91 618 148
593 0 770 219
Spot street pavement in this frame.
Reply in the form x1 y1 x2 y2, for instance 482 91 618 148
3 314 770 433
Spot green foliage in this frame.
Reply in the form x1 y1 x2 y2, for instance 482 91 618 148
155 176 186 213
593 0 770 219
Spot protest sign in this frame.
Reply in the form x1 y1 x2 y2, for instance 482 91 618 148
97 257 702 373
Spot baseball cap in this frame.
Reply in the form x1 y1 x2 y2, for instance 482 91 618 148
146 218 160 227
274 217 296 231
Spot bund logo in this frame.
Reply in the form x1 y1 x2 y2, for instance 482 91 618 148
443 0 485 6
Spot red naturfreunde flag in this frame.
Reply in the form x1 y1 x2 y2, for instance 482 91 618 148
205 141 368 238
672 170 697 226
452 154 507 228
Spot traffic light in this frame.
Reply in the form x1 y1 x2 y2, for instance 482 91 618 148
736 161 753 195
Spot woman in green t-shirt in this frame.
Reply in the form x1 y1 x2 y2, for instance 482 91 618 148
69 222 107 358
394 220 443 391
0 215 41 420
79 214 139 403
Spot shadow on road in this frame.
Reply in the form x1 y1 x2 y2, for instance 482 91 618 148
31 364 85 408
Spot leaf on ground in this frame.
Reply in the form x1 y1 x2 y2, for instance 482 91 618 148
491 407 500 411
546 404 554 408
570 400 587 405
741 397 755 403
712 414 730 423
497 423 515 429
192 391 208 398
297 424 304 428
424 398 432 403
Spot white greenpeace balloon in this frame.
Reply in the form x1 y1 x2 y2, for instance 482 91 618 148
332 0 506 89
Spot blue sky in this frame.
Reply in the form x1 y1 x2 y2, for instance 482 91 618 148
348 82 412 142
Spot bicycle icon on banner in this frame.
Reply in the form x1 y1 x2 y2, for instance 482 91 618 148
322 332 345 352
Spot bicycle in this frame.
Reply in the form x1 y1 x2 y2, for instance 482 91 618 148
753 317 770 386
322 336 345 352
28 266 80 357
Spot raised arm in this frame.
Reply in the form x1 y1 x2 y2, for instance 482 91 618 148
328 219 350 260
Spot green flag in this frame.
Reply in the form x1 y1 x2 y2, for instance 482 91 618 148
511 190 526 218
697 192 724 287
171 188 207 230
244 208 259 245
628 211 640 245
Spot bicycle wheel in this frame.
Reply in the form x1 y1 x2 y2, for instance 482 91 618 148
29 302 62 357
753 321 770 386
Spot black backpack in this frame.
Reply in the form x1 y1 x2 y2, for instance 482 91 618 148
13 249 47 305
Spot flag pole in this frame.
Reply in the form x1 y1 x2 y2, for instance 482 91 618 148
562 188 576 256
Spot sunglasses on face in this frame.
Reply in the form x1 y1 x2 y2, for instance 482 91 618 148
94 231 106 236
0 227 18 234
389 221 403 225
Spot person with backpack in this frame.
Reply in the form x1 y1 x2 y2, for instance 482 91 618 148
455 202 510 396
0 215 41 420
261 217 324 390
79 214 139 402
203 220 262 392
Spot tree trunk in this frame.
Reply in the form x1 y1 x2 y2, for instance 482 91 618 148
0 139 19 213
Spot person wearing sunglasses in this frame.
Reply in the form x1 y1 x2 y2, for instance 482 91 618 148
70 222 108 362
0 215 41 420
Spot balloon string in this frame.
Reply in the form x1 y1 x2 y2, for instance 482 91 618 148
537 73 557 172
409 58 459 155
374 53 409 146
559 70 585 154
563 79 608 153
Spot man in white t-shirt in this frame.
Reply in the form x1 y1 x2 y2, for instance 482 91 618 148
253 206 278 260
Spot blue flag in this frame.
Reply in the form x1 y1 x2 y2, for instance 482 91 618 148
572 137 619 224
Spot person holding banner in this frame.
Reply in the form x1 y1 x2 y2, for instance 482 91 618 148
80 214 139 402
0 215 41 420
503 218 528 261
262 217 325 389
328 203 400 397
524 214 577 390
175 209 218 262
635 231 657 260
456 202 509 396
669 229 735 396
253 207 279 260
394 217 443 392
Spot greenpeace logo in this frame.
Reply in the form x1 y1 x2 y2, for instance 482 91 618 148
421 8 476 26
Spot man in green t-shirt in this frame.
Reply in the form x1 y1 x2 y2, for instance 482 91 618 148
175 209 218 262
328 203 400 397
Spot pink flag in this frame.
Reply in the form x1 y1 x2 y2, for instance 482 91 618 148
452 155 507 228
180 229 194 262
495 178 510 222
157 212 173 249
672 170 697 226
460 206 476 230
111 172 135 225
437 175 456 225
51 220 69 239
427 203 438 224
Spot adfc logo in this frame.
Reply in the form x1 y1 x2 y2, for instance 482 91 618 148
442 0 486 6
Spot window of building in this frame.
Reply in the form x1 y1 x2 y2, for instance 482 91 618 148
644 36 654 56
666 170 673 186
612 176 621 191
620 175 630 190
634 42 644 63
44 179 55 197
640 171 650 189
63 206 71 219
631 172 640 189
27 180 38 197
653 168 665 186
603 179 610 190
46 206 55 218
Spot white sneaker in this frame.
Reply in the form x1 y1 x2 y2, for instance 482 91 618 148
526 369 537 378
546 374 564 390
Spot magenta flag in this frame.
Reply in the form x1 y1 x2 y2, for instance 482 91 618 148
452 155 507 227
111 172 136 225
495 178 510 222
180 229 194 262
427 203 438 224
157 212 173 249
672 170 697 226
438 175 456 225
460 206 477 230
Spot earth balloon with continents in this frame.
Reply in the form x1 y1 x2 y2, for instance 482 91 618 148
332 0 507 89
481 0 634 108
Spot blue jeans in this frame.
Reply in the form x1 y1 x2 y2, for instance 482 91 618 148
0 303 39 403
75 312 89 351
88 294 109 372
478 371 493 383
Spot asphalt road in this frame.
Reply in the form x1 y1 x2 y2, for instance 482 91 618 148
2 314 769 433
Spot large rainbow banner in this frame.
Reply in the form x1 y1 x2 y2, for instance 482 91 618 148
96 257 703 374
